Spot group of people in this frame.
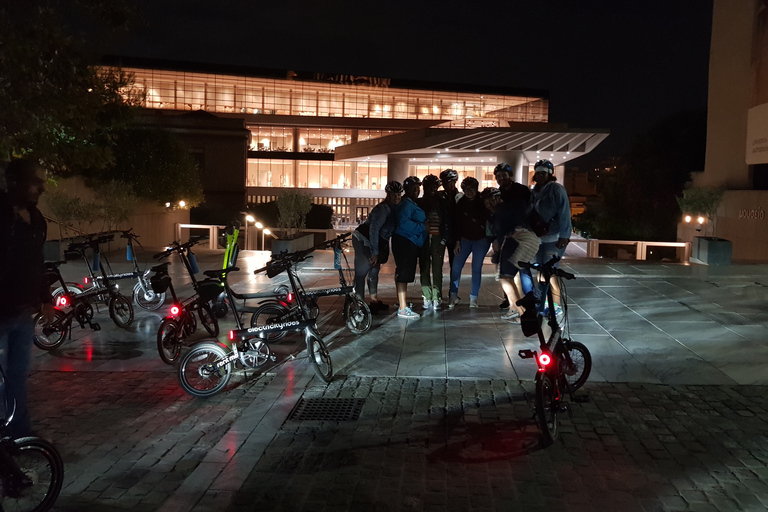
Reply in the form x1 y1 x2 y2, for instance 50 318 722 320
353 160 572 321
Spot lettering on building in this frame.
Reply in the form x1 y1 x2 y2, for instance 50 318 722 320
738 208 765 220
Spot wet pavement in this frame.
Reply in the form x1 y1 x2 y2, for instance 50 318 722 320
21 246 768 511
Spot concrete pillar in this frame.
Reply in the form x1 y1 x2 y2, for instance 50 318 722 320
387 156 410 185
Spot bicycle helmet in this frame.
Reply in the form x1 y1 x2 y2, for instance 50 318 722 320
422 174 441 188
479 187 501 200
402 176 422 190
534 159 555 174
385 181 403 194
494 163 512 176
439 168 459 183
460 177 479 191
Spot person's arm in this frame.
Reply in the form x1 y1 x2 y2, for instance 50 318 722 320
555 185 572 248
368 204 387 255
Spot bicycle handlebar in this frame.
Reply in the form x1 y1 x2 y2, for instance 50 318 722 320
517 256 575 280
153 239 198 259
120 228 138 240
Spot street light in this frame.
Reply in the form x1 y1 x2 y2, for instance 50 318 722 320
262 228 273 251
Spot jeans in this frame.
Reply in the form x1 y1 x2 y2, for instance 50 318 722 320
352 235 380 299
0 314 34 438
419 234 446 301
520 241 566 311
449 237 491 299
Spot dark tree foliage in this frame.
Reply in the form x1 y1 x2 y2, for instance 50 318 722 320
579 109 707 241
0 1 140 173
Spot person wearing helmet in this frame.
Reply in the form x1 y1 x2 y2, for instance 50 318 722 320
447 177 491 309
416 174 448 310
353 181 403 313
438 168 461 281
520 159 571 320
493 162 531 310
392 176 426 319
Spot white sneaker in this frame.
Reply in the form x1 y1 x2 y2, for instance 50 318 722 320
422 296 431 309
398 307 420 319
469 297 479 308
448 295 461 309
501 309 520 320
432 299 442 311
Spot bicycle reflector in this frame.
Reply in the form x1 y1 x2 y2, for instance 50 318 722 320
538 353 552 367
287 293 294 302
170 305 180 316
57 296 68 307
229 330 235 341
84 277 89 284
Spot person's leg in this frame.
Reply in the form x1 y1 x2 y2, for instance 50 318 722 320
418 241 432 303
430 235 446 303
352 236 373 299
397 282 409 311
446 239 457 293
367 264 381 301
499 276 523 317
450 237 472 298
3 316 34 437
469 237 492 300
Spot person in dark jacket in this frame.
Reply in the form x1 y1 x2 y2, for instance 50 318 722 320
0 159 54 437
353 181 403 312
439 168 461 279
447 177 490 309
416 174 448 310
392 176 426 319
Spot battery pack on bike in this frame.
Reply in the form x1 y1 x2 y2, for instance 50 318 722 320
188 249 199 274
333 247 342 270
126 244 134 261
92 250 100 272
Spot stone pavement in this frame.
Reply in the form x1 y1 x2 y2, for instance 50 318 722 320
18 246 768 511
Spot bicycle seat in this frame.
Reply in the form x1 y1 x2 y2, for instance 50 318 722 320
151 262 171 272
203 267 239 278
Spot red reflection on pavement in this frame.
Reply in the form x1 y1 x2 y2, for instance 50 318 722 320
84 343 93 362
285 367 295 397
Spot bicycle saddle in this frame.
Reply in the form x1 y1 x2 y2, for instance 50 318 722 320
203 267 239 278
151 262 171 272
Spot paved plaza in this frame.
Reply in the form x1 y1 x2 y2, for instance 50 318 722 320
22 246 768 511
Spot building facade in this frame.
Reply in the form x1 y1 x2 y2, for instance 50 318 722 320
108 57 607 226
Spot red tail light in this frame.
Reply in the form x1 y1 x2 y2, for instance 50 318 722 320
287 293 294 302
170 305 180 316
538 353 551 367
84 277 89 284
57 296 68 307
229 330 235 340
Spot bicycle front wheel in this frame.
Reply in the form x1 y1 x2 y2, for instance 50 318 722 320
535 373 558 446
108 294 134 329
306 329 333 383
1 436 64 512
562 341 592 392
344 294 371 335
157 319 182 365
178 342 231 397
198 303 219 337
133 282 165 311
32 311 67 351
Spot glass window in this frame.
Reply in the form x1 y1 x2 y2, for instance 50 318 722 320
249 126 293 152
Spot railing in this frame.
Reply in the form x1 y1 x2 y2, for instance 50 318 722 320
175 223 227 249
585 239 691 263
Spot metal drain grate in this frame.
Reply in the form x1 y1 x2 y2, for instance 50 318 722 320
288 398 365 421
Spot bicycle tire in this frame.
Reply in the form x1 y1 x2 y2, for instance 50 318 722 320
198 302 219 337
562 341 592 392
133 282 166 311
306 329 333 383
250 304 289 341
535 373 558 446
32 311 68 351
51 284 82 310
1 436 64 512
343 294 371 335
182 308 197 337
108 294 134 329
157 319 182 365
178 342 231 397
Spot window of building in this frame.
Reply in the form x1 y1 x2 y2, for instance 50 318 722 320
247 159 294 187
249 126 294 152
297 128 353 153
356 162 387 190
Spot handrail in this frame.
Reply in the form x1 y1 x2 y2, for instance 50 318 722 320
585 239 691 263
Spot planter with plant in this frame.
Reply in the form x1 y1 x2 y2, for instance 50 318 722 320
271 191 314 255
677 186 731 265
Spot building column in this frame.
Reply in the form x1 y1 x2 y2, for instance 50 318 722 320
387 156 410 185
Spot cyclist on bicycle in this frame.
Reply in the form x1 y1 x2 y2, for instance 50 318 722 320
353 181 403 313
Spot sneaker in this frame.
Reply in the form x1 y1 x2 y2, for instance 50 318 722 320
469 297 479 308
432 299 441 311
448 295 461 309
498 298 510 310
422 296 431 310
500 309 520 321
369 300 389 314
397 307 420 319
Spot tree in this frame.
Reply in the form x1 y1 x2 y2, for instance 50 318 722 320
676 187 725 239
276 191 313 238
0 1 140 172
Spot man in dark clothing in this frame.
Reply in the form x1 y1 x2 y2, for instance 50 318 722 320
417 174 448 310
438 169 461 280
0 158 53 437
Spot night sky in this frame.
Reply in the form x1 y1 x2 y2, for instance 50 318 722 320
99 0 714 169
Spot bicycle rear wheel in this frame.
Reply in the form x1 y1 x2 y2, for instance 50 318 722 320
535 373 558 446
32 311 67 351
1 436 64 512
157 319 182 365
178 342 231 397
562 341 592 392
306 329 333 383
344 294 371 335
198 302 219 337
133 282 165 311
250 304 289 342
108 294 134 329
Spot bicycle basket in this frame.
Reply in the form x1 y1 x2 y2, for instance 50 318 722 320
197 279 223 303
150 274 171 294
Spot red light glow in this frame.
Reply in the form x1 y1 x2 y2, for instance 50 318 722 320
84 277 89 284
287 293 293 302
539 353 551 366
229 330 235 340
170 305 180 315
57 296 68 307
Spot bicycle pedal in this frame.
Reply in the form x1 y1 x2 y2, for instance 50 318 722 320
559 403 571 415
573 394 591 403
270 355 277 361
92 323 101 331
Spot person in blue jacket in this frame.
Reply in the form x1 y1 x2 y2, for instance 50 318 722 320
352 181 403 313
392 176 425 319
521 159 572 316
